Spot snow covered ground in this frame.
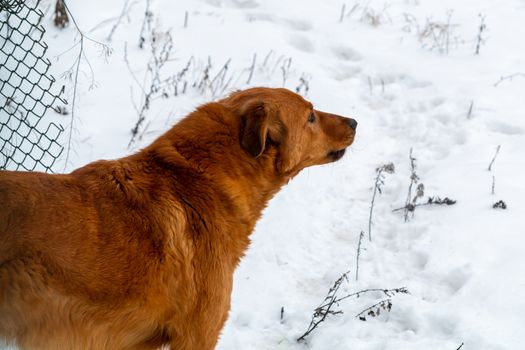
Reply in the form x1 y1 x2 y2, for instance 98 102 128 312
6 0 525 348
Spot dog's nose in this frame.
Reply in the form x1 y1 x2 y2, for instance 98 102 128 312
347 118 358 130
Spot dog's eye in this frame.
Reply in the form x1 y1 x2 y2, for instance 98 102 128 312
308 112 316 123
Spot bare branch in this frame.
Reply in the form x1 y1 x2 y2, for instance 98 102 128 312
297 274 408 342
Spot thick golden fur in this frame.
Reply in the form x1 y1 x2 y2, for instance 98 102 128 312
0 88 356 349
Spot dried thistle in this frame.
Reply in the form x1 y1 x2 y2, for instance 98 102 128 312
393 196 457 212
404 148 422 222
297 281 408 342
368 162 395 241
492 200 507 209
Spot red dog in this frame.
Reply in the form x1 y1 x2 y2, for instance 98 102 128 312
0 87 356 349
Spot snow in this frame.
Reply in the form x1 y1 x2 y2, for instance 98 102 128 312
5 0 525 348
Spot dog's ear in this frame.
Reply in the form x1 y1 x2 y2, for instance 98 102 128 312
240 102 269 158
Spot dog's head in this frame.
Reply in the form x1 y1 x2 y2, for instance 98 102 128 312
223 87 357 178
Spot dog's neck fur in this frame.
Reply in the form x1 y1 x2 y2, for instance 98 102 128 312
146 103 290 248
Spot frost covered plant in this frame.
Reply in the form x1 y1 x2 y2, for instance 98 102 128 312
403 148 422 222
394 149 458 218
297 271 408 342
359 4 391 27
418 11 459 54
393 196 457 213
295 74 310 96
356 298 392 321
368 162 395 241
425 196 456 205
403 10 461 54
128 29 174 147
354 288 409 322
342 1 392 27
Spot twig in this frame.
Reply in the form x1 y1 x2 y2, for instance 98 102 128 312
487 145 500 171
403 148 420 222
209 58 232 96
456 342 464 350
494 73 525 87
475 14 486 55
60 0 112 171
393 196 456 212
466 100 474 119
417 10 459 54
184 10 188 28
270 54 284 76
246 53 256 84
261 50 273 70
129 30 174 147
297 271 349 342
107 0 131 42
318 287 409 309
355 298 391 321
339 4 346 22
138 0 153 49
280 57 292 87
64 37 82 172
87 1 138 34
355 231 364 281
170 56 193 96
368 162 395 241
295 74 310 96
124 43 146 95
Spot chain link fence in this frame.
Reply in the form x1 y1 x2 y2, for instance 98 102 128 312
0 0 66 172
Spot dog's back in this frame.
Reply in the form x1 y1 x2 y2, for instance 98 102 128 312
0 171 62 263
0 165 176 349
1 171 74 346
